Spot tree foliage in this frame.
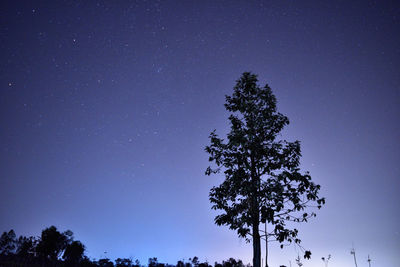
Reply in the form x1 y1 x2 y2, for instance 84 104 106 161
36 225 73 261
0 230 16 255
63 240 85 264
205 72 325 266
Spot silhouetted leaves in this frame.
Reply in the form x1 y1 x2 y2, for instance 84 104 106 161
304 251 311 260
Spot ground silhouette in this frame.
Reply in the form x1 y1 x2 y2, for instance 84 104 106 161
0 226 250 267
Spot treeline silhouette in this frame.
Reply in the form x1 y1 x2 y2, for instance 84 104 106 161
0 226 250 267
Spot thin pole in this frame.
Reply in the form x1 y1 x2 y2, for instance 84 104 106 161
351 248 358 267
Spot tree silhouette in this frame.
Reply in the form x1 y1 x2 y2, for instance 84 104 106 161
16 235 37 265
205 72 325 267
115 257 133 267
0 230 16 255
36 225 73 262
190 256 199 267
63 240 85 265
98 258 114 267
222 258 245 267
149 257 166 267
177 260 185 267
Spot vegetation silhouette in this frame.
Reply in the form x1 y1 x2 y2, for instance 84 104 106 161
63 241 85 265
36 226 73 263
205 72 325 267
0 226 251 267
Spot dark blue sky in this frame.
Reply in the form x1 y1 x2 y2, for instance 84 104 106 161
1 1 399 266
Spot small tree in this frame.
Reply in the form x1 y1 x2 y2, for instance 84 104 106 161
205 72 325 267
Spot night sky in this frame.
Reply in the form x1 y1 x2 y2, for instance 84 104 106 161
1 1 399 266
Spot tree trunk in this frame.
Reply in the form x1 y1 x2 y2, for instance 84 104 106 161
265 223 268 267
250 152 261 267
252 222 261 267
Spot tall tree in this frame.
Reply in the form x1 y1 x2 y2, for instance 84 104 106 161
205 72 325 267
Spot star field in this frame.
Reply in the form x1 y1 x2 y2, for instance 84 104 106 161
1 1 399 266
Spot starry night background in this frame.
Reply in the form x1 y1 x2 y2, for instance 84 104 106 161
1 0 399 266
